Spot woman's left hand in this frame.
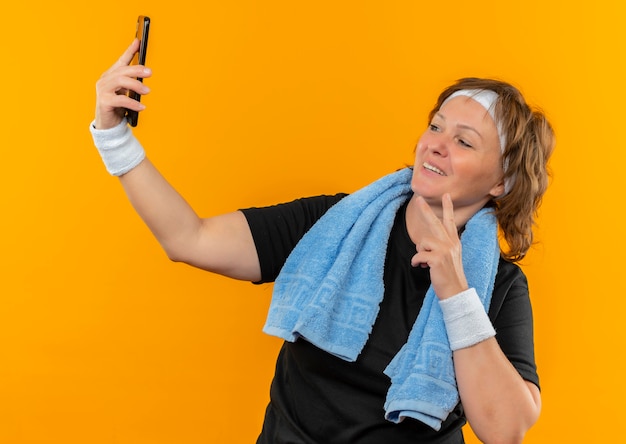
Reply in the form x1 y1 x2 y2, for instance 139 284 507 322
410 193 468 299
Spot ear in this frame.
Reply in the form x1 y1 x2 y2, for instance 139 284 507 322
489 177 506 198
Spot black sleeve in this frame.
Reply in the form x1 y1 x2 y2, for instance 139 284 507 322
240 194 347 283
489 259 540 389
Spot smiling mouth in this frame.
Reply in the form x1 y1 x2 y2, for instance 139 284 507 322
423 162 446 176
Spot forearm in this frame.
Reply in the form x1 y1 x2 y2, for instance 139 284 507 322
438 289 540 443
454 338 541 444
118 157 204 262
89 119 204 261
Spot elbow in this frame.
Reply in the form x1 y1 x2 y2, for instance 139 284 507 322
472 384 542 444
162 240 221 274
479 431 525 444
161 240 192 264
166 252 185 263
164 247 182 263
164 247 191 264
475 413 539 444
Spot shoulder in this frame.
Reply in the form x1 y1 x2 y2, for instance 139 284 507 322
489 258 530 319
495 258 527 289
240 193 348 283
241 193 347 222
490 258 540 387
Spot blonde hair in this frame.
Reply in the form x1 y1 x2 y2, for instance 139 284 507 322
429 78 556 262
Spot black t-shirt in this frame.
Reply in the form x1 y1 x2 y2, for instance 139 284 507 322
241 194 539 444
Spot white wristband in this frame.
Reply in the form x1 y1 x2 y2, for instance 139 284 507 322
439 288 496 351
89 118 146 176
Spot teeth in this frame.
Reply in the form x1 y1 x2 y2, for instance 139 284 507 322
423 162 445 176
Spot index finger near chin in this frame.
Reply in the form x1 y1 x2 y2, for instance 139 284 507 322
415 196 448 240
416 196 438 225
442 193 457 236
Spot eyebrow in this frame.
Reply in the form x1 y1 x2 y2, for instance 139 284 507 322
435 112 483 140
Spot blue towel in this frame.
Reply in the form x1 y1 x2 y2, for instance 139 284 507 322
383 202 499 429
262 167 499 430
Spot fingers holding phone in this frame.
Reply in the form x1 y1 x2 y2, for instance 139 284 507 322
94 17 152 130
126 16 150 127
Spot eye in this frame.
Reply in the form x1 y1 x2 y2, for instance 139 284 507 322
429 123 441 132
457 138 473 148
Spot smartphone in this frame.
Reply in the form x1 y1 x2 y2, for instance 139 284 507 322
126 15 151 127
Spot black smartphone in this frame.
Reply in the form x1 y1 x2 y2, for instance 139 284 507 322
126 15 150 127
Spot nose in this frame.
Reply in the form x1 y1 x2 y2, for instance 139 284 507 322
427 133 449 157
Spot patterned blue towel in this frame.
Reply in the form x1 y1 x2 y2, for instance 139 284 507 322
262 167 499 430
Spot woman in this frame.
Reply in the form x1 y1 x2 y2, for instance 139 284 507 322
91 39 554 443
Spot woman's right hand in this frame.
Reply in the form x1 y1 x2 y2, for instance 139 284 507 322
94 39 152 130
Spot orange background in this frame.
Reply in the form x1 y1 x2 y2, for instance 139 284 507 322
1 1 625 442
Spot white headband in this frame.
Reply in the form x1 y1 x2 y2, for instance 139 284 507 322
442 89 506 151
442 89 513 195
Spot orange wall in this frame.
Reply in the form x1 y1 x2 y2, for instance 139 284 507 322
1 1 624 442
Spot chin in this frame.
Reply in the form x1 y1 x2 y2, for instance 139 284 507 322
411 180 442 200
411 170 442 195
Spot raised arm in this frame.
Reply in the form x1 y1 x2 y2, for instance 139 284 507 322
91 40 261 282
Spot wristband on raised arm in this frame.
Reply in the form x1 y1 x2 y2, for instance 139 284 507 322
89 118 145 176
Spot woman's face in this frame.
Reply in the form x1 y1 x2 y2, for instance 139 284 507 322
411 96 505 214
